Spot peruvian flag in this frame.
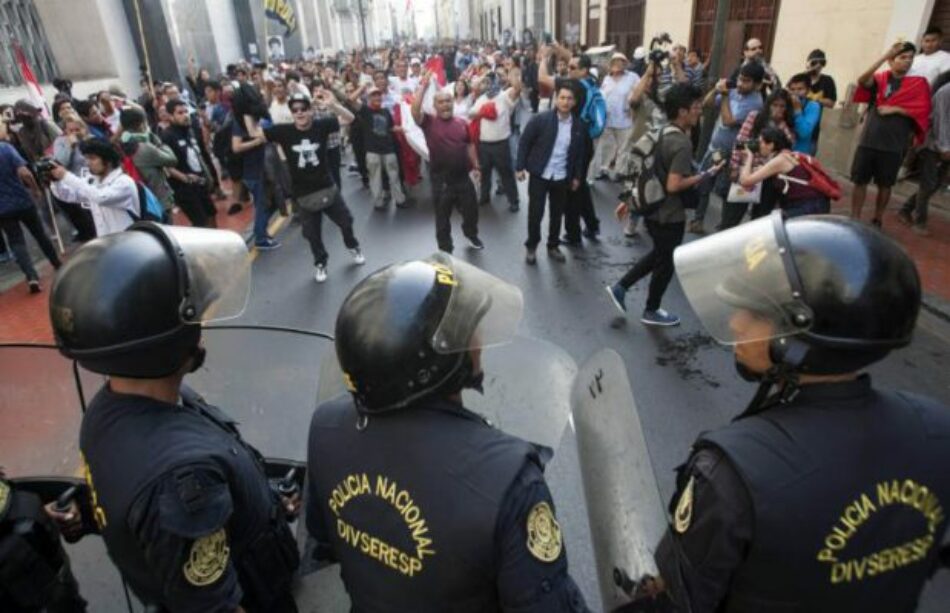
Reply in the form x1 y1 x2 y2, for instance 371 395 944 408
424 56 446 86
13 42 50 119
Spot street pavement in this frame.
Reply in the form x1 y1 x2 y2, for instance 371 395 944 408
2 163 950 611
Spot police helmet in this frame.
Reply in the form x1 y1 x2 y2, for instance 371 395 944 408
674 212 920 374
335 253 523 413
50 223 250 378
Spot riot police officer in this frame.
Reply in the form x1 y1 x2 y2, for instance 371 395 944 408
0 469 87 612
647 213 950 611
49 223 300 612
305 253 590 612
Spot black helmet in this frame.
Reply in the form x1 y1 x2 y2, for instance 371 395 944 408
675 212 920 375
335 253 523 413
50 223 250 378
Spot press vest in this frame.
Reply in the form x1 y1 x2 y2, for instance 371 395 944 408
699 379 950 612
308 395 543 612
78 385 291 607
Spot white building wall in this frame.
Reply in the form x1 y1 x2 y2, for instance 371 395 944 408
206 0 244 69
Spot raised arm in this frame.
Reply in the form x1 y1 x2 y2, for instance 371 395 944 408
858 42 905 89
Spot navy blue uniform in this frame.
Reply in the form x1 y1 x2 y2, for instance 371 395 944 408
656 376 950 612
306 395 589 612
79 385 298 613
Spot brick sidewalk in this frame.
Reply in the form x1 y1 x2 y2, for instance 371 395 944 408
0 195 255 344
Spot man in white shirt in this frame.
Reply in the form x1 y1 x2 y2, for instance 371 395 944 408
592 53 640 181
468 70 523 211
909 26 950 86
388 59 419 97
50 139 139 237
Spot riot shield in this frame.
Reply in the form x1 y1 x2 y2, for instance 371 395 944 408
315 335 577 450
572 348 668 610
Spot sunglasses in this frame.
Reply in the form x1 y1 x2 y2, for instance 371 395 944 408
291 107 309 114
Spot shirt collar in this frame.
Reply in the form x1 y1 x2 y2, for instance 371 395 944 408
793 374 874 403
556 112 572 124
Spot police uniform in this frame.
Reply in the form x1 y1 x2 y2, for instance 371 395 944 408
306 394 589 612
657 375 950 612
0 478 87 612
79 384 298 613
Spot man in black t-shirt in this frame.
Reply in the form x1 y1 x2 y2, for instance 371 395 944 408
264 93 364 283
804 49 837 153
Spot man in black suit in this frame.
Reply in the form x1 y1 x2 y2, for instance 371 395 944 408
516 83 588 264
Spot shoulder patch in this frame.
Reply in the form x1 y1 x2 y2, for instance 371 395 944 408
526 501 562 562
674 475 695 534
0 480 10 519
183 528 230 586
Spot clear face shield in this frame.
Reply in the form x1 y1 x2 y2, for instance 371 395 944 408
428 252 525 354
141 225 252 324
673 213 813 346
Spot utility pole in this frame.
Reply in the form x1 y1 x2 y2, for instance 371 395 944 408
356 0 369 49
696 0 731 156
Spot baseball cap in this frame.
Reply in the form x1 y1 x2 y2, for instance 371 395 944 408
610 52 629 63
289 93 311 109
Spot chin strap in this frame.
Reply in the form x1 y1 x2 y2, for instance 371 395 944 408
738 338 808 419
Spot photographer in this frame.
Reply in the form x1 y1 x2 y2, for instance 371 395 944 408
163 100 218 228
51 116 97 242
49 139 139 237
689 62 764 235
738 127 831 218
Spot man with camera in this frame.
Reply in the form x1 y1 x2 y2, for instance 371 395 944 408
163 99 219 228
729 38 781 96
689 62 765 235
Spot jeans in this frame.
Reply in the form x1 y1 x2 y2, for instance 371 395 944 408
366 152 405 206
432 172 479 252
299 194 359 266
0 206 62 282
478 140 519 206
901 149 948 226
525 175 569 250
328 147 342 188
619 220 685 312
245 179 271 242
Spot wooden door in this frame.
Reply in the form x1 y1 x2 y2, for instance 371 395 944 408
930 0 950 51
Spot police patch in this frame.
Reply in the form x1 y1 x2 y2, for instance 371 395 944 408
0 481 10 519
183 528 230 586
674 475 695 534
526 502 562 562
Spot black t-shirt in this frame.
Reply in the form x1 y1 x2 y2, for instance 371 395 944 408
265 119 338 197
858 76 916 154
356 106 396 154
161 124 205 188
807 74 837 145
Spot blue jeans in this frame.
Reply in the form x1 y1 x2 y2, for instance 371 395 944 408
245 179 270 242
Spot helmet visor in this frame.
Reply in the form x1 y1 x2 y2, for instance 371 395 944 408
165 226 251 323
673 215 812 345
429 253 524 354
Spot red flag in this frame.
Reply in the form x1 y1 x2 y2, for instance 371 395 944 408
424 56 446 86
13 42 50 119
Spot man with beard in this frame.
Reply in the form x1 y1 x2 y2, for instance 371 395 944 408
163 100 218 228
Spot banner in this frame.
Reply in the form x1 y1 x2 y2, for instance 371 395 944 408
264 0 297 36
12 42 50 119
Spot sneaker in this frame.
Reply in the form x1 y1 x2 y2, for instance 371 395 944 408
314 264 328 283
525 248 537 265
350 248 366 264
227 203 243 215
641 309 681 327
466 236 485 250
547 247 567 262
897 210 913 226
688 220 706 235
255 238 281 251
911 224 931 236
28 280 41 294
624 218 640 238
605 284 627 314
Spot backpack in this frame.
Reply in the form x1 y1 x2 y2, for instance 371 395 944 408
617 126 679 216
779 152 842 201
119 142 165 222
579 78 607 139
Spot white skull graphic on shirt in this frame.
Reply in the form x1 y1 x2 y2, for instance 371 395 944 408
292 139 321 168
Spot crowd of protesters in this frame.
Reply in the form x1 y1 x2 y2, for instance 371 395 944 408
0 27 947 324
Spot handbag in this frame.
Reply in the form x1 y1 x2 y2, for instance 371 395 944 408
296 186 339 212
727 181 762 204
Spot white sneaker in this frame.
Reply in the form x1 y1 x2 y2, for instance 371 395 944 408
350 248 365 265
314 264 328 283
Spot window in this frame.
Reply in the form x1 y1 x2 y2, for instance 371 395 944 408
0 0 58 88
606 0 645 56
690 0 780 78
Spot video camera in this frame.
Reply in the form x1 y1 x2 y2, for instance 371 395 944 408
648 32 673 65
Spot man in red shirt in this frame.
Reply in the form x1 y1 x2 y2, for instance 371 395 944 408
411 72 483 253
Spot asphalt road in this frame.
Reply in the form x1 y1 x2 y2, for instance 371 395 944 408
63 162 950 611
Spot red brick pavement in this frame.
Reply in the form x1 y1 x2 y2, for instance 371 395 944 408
0 194 254 344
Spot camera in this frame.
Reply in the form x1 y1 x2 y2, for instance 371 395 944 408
725 78 737 89
649 48 669 65
34 157 57 182
741 139 760 154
